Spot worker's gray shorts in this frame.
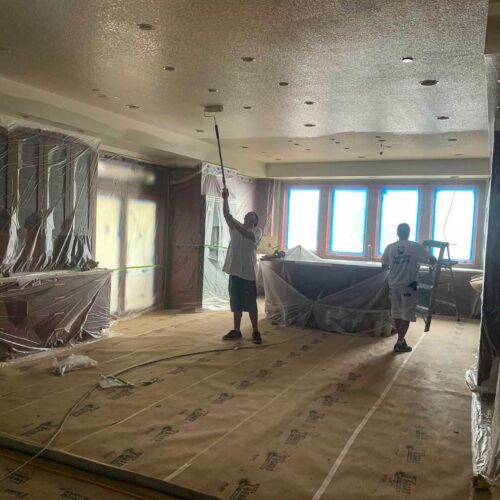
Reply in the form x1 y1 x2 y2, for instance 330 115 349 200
389 286 417 322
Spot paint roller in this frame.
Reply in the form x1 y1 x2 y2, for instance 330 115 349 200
203 104 227 189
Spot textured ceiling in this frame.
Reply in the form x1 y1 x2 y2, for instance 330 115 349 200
0 0 491 165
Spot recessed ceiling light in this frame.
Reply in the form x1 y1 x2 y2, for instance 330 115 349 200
288 140 293 142
279 81 289 86
293 143 299 146
305 101 314 105
242 56 255 62
358 156 366 159
420 79 439 86
304 123 316 127
335 141 341 144
126 104 140 109
164 66 175 71
99 94 108 99
208 88 218 93
276 158 282 160
448 138 458 141
402 57 414 63
344 147 350 150
261 152 267 154
195 129 204 133
137 23 154 30
386 146 392 148
91 88 101 92
306 148 311 151
375 135 381 138
241 146 248 149
243 106 252 110
437 116 449 120
378 139 386 142
454 153 463 156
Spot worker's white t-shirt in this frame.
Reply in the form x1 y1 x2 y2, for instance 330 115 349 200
382 240 431 289
223 225 262 281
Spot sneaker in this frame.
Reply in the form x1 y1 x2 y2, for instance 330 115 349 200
394 339 412 353
252 331 262 345
223 330 242 340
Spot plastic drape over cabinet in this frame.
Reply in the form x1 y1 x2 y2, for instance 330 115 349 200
0 269 111 361
168 164 257 310
0 119 98 274
261 247 392 336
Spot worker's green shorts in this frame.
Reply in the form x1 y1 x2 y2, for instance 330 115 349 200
228 275 257 313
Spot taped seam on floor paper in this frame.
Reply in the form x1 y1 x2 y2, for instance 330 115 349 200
312 332 426 500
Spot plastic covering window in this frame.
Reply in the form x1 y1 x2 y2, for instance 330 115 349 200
0 124 97 273
330 188 367 254
95 155 165 317
432 188 476 262
378 188 419 254
286 188 320 251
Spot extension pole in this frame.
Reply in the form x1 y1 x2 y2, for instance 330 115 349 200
214 123 226 189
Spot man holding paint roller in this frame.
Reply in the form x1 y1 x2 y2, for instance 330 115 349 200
221 187 263 344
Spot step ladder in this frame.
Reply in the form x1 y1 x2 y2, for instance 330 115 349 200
416 240 460 332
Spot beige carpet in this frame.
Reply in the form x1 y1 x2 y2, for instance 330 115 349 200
0 308 498 499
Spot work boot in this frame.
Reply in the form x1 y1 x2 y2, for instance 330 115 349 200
394 339 412 353
223 330 242 340
252 331 262 345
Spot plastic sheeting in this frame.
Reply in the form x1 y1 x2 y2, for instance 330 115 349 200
469 130 500 485
261 251 391 336
0 118 98 274
168 163 257 310
0 269 111 361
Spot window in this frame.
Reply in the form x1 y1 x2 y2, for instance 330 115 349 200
330 188 367 254
286 188 320 250
378 188 419 254
433 188 476 262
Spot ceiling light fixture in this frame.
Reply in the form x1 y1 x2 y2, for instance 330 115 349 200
420 79 439 86
306 148 311 151
164 66 175 71
344 147 350 150
91 88 101 92
437 116 449 120
375 136 381 138
276 158 282 160
126 104 140 109
195 129 204 133
293 143 299 146
335 141 340 144
279 81 289 86
402 56 414 63
358 156 366 159
241 56 255 62
243 106 252 110
304 123 316 127
288 140 293 143
386 146 392 148
137 23 154 30
448 138 457 141
378 139 386 142
454 153 463 156
305 101 314 105
241 146 248 149
207 88 218 93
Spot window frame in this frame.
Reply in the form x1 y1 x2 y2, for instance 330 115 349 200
431 186 478 264
376 187 421 256
283 186 321 251
326 186 369 258
280 180 485 269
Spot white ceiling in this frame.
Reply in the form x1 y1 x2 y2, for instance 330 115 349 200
0 0 492 168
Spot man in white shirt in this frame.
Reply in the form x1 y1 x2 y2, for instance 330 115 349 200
382 223 436 353
221 187 263 344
